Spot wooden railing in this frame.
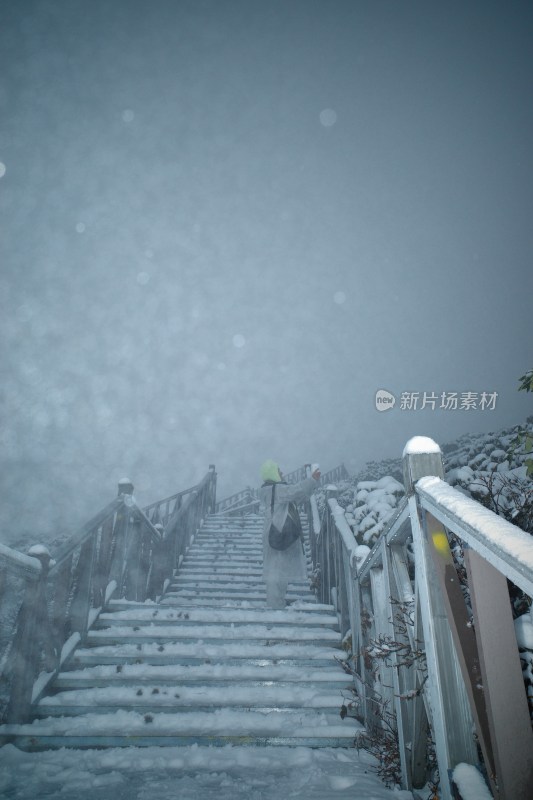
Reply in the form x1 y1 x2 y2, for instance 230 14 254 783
308 439 533 800
215 463 350 515
0 467 216 725
215 487 259 514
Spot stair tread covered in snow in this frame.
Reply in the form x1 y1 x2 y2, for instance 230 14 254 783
0 510 358 752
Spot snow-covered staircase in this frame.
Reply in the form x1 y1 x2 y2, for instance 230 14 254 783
1 512 359 750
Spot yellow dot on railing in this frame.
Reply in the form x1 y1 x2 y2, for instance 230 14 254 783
432 531 450 556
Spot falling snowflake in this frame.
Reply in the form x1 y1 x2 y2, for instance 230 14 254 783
319 109 337 127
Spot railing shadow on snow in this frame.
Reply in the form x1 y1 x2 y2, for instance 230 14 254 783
0 466 217 725
305 438 533 800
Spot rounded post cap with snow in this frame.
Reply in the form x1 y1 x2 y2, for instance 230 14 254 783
28 544 55 569
28 544 52 560
402 436 444 494
118 478 134 496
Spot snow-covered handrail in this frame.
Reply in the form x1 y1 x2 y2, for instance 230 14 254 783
0 467 217 727
416 475 533 596
309 484 360 646
0 542 42 580
311 437 533 800
47 497 124 573
142 466 216 524
328 498 360 566
318 464 350 485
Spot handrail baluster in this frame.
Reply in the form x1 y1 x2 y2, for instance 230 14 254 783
69 535 97 641
50 554 74 651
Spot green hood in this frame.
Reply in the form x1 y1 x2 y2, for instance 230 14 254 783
260 460 281 484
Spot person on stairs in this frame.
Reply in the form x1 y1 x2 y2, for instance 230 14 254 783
259 460 321 609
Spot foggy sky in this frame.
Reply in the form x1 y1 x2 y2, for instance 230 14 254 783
1 0 532 545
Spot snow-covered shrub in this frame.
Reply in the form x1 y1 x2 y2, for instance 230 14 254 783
314 475 405 547
351 476 404 546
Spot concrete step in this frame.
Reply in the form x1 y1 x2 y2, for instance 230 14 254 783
163 589 316 603
184 551 312 562
68 639 347 668
196 535 264 541
107 599 336 615
158 595 311 608
179 561 312 572
167 580 312 593
177 568 269 578
187 544 263 550
174 578 314 590
181 557 263 567
0 707 359 749
96 607 339 629
55 662 351 689
36 683 345 716
86 623 341 648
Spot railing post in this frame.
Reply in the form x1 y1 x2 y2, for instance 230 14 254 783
359 578 381 732
350 548 368 715
109 481 133 596
117 478 134 497
403 437 477 800
325 485 338 607
123 515 143 601
4 547 55 723
379 540 411 789
388 543 430 790
464 547 533 799
337 541 350 641
369 545 395 720
147 524 164 600
209 465 217 514
94 515 115 608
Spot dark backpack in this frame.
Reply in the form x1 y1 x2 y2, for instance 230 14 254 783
267 483 303 551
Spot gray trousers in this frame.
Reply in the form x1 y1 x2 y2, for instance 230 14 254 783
266 579 288 609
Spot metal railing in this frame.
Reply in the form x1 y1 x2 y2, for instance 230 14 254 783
0 467 216 725
308 438 533 800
